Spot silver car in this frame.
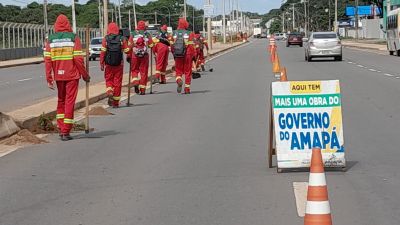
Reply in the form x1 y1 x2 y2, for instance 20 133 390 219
89 37 103 61
304 32 342 62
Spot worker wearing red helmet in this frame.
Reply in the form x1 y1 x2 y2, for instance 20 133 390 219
43 14 90 141
152 25 171 84
172 18 195 94
100 22 130 108
127 20 154 95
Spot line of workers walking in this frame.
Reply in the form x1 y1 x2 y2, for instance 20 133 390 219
44 15 209 141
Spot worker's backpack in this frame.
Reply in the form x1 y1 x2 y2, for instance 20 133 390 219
134 36 147 58
105 35 123 66
173 32 186 58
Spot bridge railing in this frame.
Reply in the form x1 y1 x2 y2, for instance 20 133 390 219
0 22 100 61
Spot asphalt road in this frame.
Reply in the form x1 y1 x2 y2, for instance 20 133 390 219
1 39 400 225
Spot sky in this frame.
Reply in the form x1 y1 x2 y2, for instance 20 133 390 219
2 0 282 14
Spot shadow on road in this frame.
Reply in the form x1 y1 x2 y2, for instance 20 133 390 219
190 90 211 94
73 130 120 139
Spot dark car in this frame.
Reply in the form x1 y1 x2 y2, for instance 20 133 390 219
287 33 303 47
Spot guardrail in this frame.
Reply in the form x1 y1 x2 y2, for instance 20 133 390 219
0 22 100 61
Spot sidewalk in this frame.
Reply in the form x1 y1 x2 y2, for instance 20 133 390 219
6 41 247 130
0 57 43 69
342 40 387 51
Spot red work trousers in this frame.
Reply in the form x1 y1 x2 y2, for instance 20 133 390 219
197 50 206 68
104 64 123 106
175 51 194 88
56 79 79 135
131 54 149 91
155 43 169 82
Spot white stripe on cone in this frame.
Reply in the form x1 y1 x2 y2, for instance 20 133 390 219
305 201 331 214
308 173 327 186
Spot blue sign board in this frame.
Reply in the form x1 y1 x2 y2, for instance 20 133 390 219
346 6 382 16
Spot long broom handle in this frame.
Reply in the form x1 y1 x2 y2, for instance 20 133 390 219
149 49 153 94
84 26 90 134
127 57 132 106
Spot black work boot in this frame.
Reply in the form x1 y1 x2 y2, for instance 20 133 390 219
201 65 206 72
61 134 73 141
134 85 140 94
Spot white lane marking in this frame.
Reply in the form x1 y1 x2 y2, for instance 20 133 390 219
384 73 394 77
293 182 308 217
17 78 33 82
357 64 365 68
369 69 377 72
377 70 382 73
396 77 400 79
347 61 353 64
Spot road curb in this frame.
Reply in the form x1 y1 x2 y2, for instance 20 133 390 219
7 41 248 131
0 59 43 69
342 43 386 52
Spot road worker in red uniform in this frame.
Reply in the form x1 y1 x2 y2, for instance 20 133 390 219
127 21 154 95
152 25 171 84
43 14 89 141
100 22 130 108
194 31 209 72
172 18 195 94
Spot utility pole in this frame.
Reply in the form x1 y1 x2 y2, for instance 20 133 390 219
355 0 359 40
223 0 226 43
334 0 338 32
72 0 77 33
98 0 103 35
303 0 307 37
184 0 187 19
132 0 137 29
43 0 48 37
387 0 391 30
236 0 239 33
118 0 122 27
155 11 157 24
230 0 233 44
282 11 285 33
103 0 108 34
329 0 331 31
193 6 195 31
292 3 295 32
207 0 212 49
128 10 131 31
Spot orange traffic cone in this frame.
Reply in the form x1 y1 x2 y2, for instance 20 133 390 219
304 148 332 225
272 52 281 74
270 46 276 62
280 67 288 81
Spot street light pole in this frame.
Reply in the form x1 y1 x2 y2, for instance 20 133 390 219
118 0 122 26
160 6 171 27
334 0 338 32
184 0 187 19
292 3 295 32
355 0 359 40
328 0 331 31
223 0 226 43
103 0 108 34
43 0 48 37
207 0 212 49
72 0 77 33
303 0 307 37
132 0 137 29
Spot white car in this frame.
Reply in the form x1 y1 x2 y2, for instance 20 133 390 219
274 33 287 41
89 37 103 61
304 32 342 62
